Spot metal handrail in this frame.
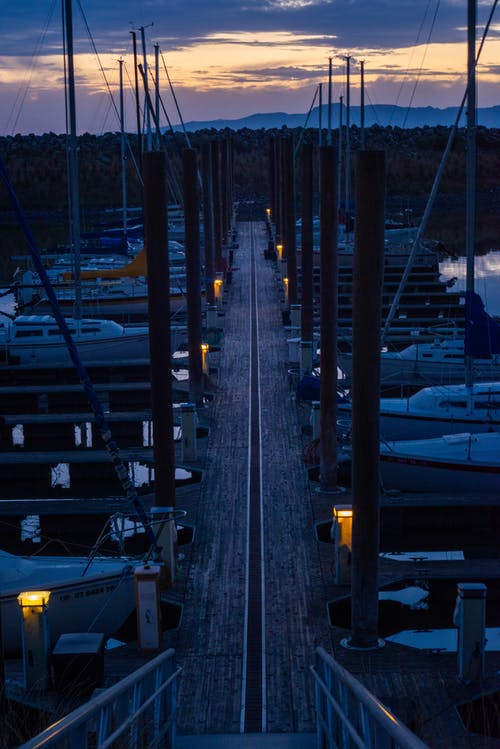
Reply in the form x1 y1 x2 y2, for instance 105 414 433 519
17 648 181 749
311 646 429 748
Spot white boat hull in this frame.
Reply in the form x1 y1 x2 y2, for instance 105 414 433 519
5 331 151 367
0 554 138 656
339 353 500 387
378 411 500 440
379 432 500 492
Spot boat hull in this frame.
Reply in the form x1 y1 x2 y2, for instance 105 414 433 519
1 556 137 656
5 332 151 367
379 432 500 492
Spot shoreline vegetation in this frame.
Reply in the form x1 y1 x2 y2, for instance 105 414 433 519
0 125 499 281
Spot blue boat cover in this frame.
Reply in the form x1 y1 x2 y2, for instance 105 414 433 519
465 291 500 357
296 373 349 403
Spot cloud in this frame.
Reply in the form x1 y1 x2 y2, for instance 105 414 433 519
0 0 489 56
1 0 499 134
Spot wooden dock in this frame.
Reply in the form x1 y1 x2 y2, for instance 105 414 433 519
4 220 500 746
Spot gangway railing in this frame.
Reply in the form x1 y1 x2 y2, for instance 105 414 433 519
17 648 181 749
311 647 429 748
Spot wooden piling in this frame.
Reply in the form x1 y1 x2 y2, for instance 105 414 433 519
319 145 338 490
143 151 176 508
300 142 314 346
274 136 283 247
282 136 297 306
350 150 385 648
201 141 215 306
211 139 223 272
183 148 204 407
221 138 228 246
268 136 276 233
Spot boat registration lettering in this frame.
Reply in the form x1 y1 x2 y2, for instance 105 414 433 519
57 583 116 602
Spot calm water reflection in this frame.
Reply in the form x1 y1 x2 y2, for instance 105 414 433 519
440 251 500 315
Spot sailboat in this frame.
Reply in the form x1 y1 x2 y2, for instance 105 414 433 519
12 2 191 328
0 549 139 656
375 0 500 490
337 291 500 387
378 431 500 493
338 377 500 441
15 246 191 319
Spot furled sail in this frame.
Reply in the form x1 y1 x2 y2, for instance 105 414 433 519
465 291 500 357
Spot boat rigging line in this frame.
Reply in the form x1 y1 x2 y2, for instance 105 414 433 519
0 154 161 557
381 0 499 348
240 221 267 733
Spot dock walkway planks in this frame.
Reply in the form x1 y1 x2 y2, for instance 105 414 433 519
172 221 500 743
5 220 500 745
172 221 334 734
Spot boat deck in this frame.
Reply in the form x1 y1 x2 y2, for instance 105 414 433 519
4 220 500 746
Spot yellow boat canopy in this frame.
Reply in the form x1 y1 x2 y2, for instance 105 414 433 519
62 247 147 281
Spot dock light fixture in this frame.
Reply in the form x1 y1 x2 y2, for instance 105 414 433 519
266 207 271 219
214 276 223 308
18 590 51 608
283 277 289 303
201 343 210 375
280 257 288 282
17 590 51 690
454 582 487 683
134 564 162 650
331 505 353 585
276 243 283 261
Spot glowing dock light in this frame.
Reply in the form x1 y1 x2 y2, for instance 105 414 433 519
266 207 271 219
201 342 210 375
17 591 51 608
276 243 283 261
283 277 289 303
331 505 353 585
214 276 224 308
18 590 51 690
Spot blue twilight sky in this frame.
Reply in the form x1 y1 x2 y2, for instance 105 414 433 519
1 0 499 134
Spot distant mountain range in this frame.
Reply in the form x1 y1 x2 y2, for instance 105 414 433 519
176 104 500 132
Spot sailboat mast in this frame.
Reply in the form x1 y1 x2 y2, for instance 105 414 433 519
337 95 343 219
63 0 81 320
344 55 351 237
360 60 365 150
318 82 323 147
327 56 333 144
465 0 477 389
140 26 153 152
119 58 128 250
130 31 143 177
154 43 161 150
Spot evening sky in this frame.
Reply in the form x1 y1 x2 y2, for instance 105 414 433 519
1 0 499 134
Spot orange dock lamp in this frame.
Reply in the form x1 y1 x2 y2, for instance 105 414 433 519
201 342 210 375
331 505 353 585
17 590 51 690
214 276 223 308
283 277 289 304
280 257 288 282
266 207 271 220
276 243 283 261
